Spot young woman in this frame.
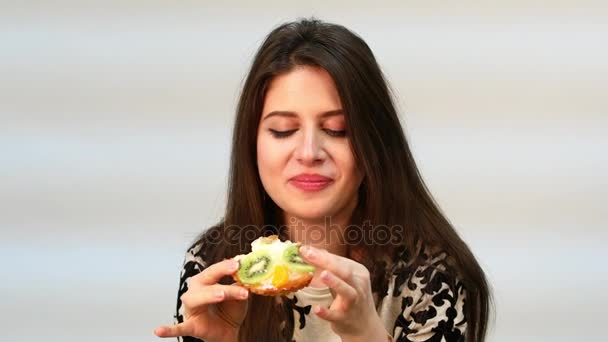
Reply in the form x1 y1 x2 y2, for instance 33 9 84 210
154 18 491 342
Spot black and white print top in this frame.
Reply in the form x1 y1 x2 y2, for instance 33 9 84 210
173 241 467 342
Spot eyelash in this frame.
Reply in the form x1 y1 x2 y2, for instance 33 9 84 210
268 129 297 138
325 129 347 137
268 129 346 139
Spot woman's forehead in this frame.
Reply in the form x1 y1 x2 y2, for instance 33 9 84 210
261 109 344 122
262 66 343 120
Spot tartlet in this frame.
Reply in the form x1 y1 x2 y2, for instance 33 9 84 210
232 235 315 296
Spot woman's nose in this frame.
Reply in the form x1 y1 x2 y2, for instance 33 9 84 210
294 128 325 165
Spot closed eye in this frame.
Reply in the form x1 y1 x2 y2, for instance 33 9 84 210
269 129 297 138
268 128 347 139
323 129 346 137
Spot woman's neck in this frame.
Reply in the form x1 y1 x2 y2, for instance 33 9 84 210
284 216 348 257
284 209 362 288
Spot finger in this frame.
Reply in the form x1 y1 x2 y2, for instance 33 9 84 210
154 322 190 338
220 284 250 300
181 284 249 308
320 270 357 302
192 259 240 286
299 245 354 281
313 304 345 322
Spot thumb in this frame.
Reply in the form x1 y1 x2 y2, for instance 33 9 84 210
154 322 191 338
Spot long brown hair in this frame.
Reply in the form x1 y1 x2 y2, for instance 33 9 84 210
193 18 491 342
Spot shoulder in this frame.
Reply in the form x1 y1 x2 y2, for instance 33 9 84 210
174 226 222 323
179 240 208 280
390 246 467 341
179 224 226 278
176 238 209 309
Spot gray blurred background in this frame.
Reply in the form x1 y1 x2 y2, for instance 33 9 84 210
1 1 607 341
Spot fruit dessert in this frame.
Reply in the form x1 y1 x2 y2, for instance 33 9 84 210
232 235 315 296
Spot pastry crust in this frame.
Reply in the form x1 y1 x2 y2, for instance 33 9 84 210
232 235 314 296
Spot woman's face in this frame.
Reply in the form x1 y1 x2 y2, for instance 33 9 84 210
257 65 363 222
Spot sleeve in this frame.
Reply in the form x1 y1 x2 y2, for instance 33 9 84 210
174 242 208 342
392 266 467 342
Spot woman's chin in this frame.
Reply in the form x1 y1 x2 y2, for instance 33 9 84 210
287 207 334 222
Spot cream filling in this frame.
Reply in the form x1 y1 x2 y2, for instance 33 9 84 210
236 237 312 289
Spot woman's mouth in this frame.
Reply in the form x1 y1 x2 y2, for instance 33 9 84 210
288 173 334 192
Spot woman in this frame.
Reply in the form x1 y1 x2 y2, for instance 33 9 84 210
154 18 491 342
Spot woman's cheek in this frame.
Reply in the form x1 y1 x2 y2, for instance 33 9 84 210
259 138 289 177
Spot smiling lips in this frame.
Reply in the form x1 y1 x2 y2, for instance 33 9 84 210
289 173 333 191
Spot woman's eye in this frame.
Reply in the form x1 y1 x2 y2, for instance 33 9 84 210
268 128 346 138
269 129 297 138
324 129 346 137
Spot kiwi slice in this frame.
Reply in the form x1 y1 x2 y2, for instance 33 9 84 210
237 251 275 284
283 245 315 273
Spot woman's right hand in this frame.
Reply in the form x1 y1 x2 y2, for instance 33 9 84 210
154 259 249 342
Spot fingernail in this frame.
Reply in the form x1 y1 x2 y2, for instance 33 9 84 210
216 290 225 299
240 289 248 298
321 270 331 281
231 260 239 271
300 246 314 258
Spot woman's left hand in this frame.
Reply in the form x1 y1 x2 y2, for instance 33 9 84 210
299 245 390 342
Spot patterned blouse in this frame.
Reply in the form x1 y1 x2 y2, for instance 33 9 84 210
173 240 468 342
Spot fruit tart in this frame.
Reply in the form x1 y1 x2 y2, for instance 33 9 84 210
232 235 315 296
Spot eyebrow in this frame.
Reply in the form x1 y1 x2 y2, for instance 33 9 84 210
262 109 344 121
